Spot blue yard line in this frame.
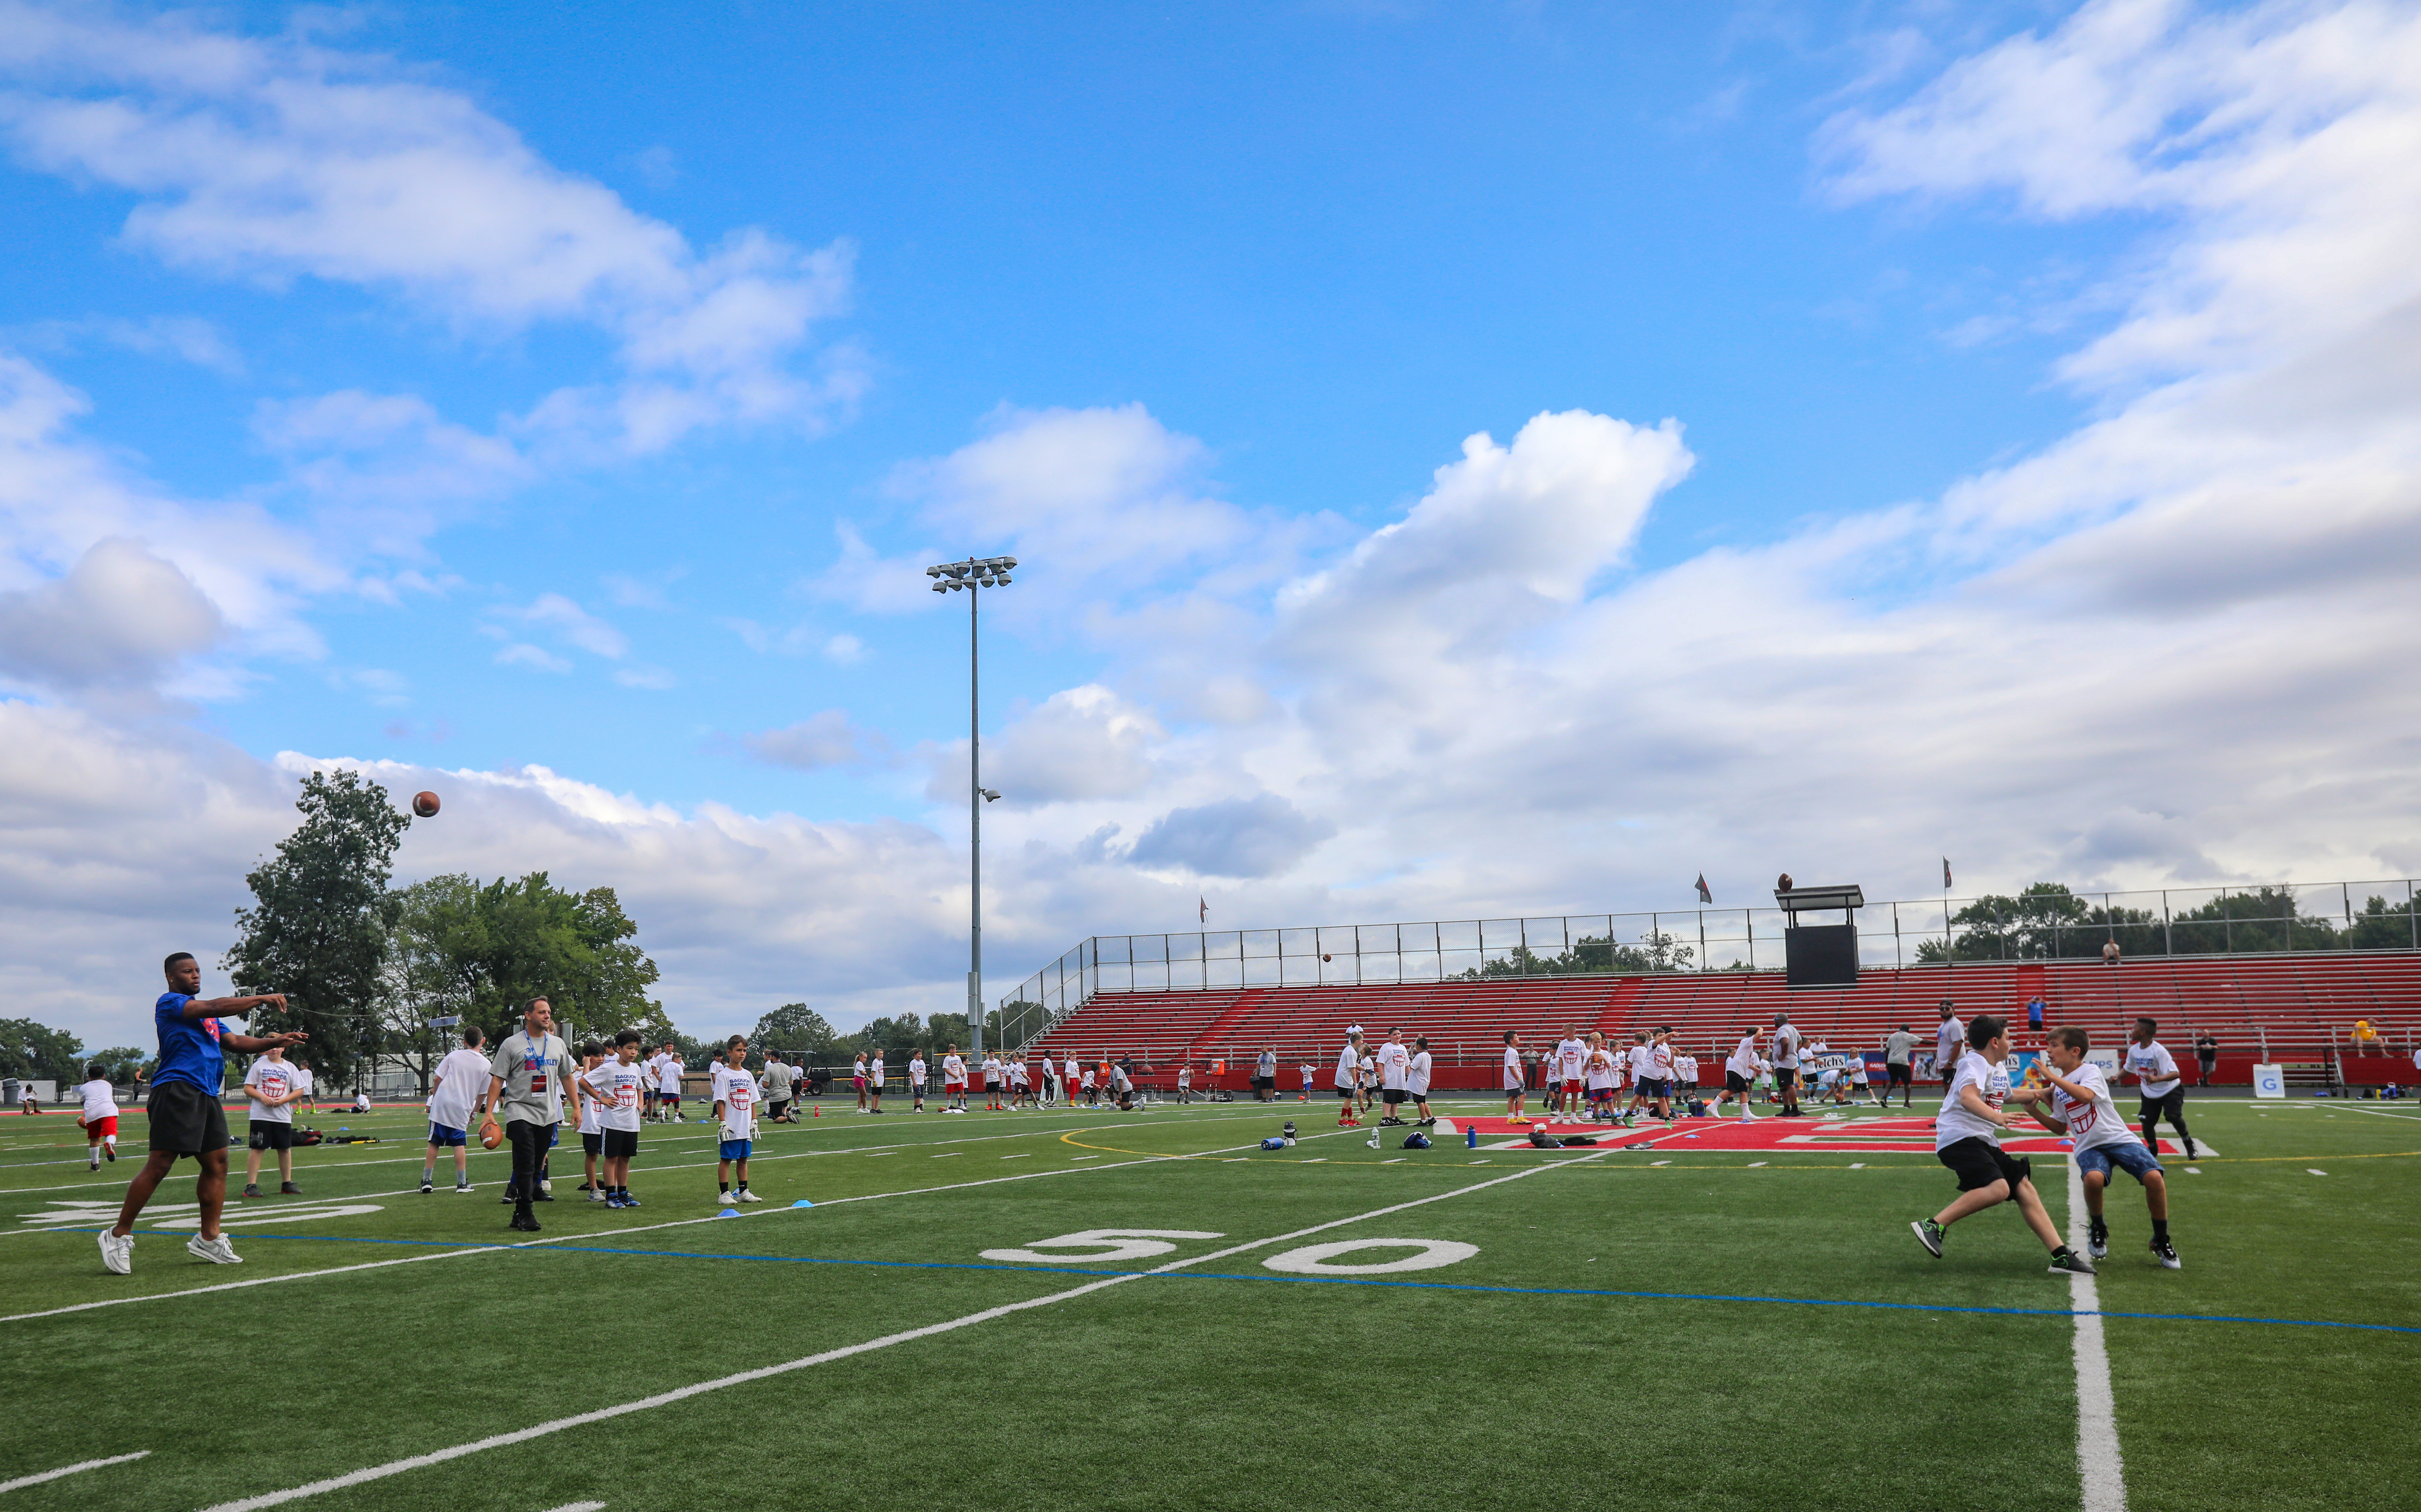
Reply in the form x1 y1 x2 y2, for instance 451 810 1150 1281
203 1228 2421 1338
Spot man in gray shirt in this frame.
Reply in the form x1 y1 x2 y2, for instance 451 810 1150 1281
763 1051 796 1123
1884 1025 1918 1107
482 997 573 1233
1255 1047 1277 1101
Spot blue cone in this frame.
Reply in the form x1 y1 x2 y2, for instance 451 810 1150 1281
791 1199 814 1208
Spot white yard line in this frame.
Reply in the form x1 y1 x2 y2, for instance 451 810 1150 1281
0 1450 151 1493
198 1150 1606 1511
2064 1156 2128 1512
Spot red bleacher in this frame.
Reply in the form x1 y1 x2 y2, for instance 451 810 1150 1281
1021 952 2421 1091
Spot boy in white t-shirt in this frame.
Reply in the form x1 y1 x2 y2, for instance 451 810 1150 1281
574 1040 608 1198
1583 1034 1619 1123
423 1024 490 1194
1374 1029 1413 1126
941 1046 968 1113
1713 1028 1761 1120
76 1062 119 1169
582 1031 647 1208
1176 1061 1194 1104
1333 1034 1364 1128
241 1044 306 1198
710 1036 761 1203
654 1043 686 1122
2125 1018 2198 1159
908 1052 928 1113
2016 1026 2180 1269
1500 1030 1526 1120
1909 1014 2094 1275
868 1052 887 1115
1407 1037 1436 1125
1299 1061 1315 1102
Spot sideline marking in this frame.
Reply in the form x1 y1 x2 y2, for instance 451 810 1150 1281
2066 1156 2127 1512
0 1449 151 1493
196 1152 1608 1510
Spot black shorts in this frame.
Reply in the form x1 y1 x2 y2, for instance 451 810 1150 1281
1773 1067 1798 1089
1252 1076 1274 1091
1886 1063 1912 1084
246 1120 294 1152
1383 1088 1407 1105
602 1128 639 1159
768 1099 789 1117
1337 1087 1355 1099
1937 1135 2032 1194
1639 1079 1671 1099
581 1131 603 1155
149 1081 230 1157
1725 1070 1751 1093
2139 1088 2187 1122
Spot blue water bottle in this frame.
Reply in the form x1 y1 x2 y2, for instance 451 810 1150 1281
1466 1125 1478 1149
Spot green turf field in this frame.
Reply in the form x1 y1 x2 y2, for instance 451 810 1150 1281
0 1094 2413 1512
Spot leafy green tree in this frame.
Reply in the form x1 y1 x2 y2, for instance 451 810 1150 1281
89 1046 148 1082
1914 883 2161 962
0 1017 85 1085
225 770 410 1088
752 1003 837 1062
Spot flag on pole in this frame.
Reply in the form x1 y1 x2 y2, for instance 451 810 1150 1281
1943 858 1953 888
1694 874 1713 904
1198 896 1207 923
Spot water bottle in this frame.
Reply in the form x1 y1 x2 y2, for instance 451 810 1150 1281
1466 1126 1478 1149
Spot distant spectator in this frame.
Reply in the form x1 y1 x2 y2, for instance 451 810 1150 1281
2194 1031 2218 1087
2102 939 2122 966
2351 1019 2380 1056
2026 996 2045 1033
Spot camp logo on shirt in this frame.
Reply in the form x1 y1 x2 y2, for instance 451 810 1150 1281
727 1084 753 1108
524 1057 550 1096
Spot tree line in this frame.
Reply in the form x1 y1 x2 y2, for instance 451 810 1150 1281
1913 881 2421 962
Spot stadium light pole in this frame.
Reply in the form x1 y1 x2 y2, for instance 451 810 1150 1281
927 555 1016 1065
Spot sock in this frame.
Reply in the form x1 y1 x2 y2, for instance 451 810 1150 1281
736 1181 748 1192
718 1181 729 1194
423 1166 434 1184
2052 1244 2072 1261
2152 1219 2169 1244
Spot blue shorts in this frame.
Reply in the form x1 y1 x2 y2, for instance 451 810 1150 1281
427 1122 467 1146
2075 1140 2163 1182
719 1138 752 1161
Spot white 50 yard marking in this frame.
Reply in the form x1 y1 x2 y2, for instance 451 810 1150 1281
1261 1238 1477 1274
196 1151 1607 1510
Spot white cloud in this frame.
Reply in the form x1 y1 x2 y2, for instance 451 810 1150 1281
743 710 880 771
0 535 224 692
493 643 570 674
490 592 629 660
927 685 1163 805
0 2 859 455
1127 792 1336 879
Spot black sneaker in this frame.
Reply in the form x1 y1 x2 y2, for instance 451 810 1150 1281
278 1181 301 1195
509 1213 541 1233
2049 1248 2097 1276
2087 1221 2109 1260
1911 1219 1944 1258
577 1181 593 1192
241 1183 261 1198
419 1180 433 1194
2152 1238 2182 1270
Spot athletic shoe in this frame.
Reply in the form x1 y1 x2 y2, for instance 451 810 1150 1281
2087 1221 2110 1260
2048 1249 2098 1276
103 1144 115 1162
186 1233 243 1265
1911 1219 1945 1258
98 1230 132 1275
605 1194 627 1208
533 1190 555 1202
736 1189 762 1203
278 1181 301 1195
2184 1143 2199 1160
619 1194 640 1208
455 1183 473 1194
241 1183 262 1198
2152 1238 2182 1270
420 1180 434 1194
577 1181 593 1191
586 1188 605 1202
508 1214 541 1232
87 1155 99 1169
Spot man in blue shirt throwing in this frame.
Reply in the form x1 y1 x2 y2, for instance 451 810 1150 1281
98 952 305 1274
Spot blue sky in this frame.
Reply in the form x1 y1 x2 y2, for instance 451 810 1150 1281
5 0 2419 1044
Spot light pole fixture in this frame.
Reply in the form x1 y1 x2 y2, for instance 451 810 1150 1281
927 555 1016 1062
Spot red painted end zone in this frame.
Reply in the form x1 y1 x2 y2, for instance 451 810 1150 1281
1451 1113 2109 1154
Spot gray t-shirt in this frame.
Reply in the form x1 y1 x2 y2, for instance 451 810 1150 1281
490 1031 572 1126
1256 1051 1276 1077
1885 1031 1917 1065
764 1061 795 1098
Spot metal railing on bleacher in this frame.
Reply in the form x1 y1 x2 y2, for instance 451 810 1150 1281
997 877 2421 1051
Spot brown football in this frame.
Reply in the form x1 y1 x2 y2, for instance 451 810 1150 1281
479 1121 502 1149
412 790 440 818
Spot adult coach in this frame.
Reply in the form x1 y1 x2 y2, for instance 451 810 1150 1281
98 953 304 1275
1769 1013 1805 1117
1254 1045 1277 1102
483 997 573 1232
1933 1002 1963 1082
1884 1024 1917 1107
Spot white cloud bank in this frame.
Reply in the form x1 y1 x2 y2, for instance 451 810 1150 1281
9 0 2421 1051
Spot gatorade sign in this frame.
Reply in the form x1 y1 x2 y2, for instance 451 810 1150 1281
2252 1062 2286 1099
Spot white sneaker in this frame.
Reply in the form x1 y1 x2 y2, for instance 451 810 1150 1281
98 1230 132 1275
736 1189 762 1203
186 1233 242 1265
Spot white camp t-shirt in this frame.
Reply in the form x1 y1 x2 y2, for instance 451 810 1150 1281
2048 1062 2134 1154
943 1054 967 1085
1771 1024 1803 1070
1376 1042 1410 1091
1009 1060 1028 1087
909 1057 927 1088
576 1064 605 1135
1847 1057 1869 1084
1676 1056 1699 1087
1936 1019 1965 1067
655 1054 684 1095
1408 1050 1432 1097
1554 1039 1586 1080
1626 1044 1653 1083
1935 1051 2010 1151
1334 1045 1359 1090
1584 1048 1616 1091
1177 1063 1193 1085
1729 1035 1759 1077
246 1057 298 1124
427 1047 491 1130
1063 1056 1080 1083
868 1056 886 1089
81 1077 118 1121
710 1062 759 1140
1502 1045 1523 1090
585 1059 645 1133
2125 1041 2182 1099
1649 1043 1676 1081
1299 1062 1315 1086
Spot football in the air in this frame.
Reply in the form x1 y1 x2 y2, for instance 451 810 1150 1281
412 790 440 818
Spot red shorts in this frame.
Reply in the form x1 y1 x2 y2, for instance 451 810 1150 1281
945 1080 966 1092
1562 1079 1583 1096
84 1115 119 1138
